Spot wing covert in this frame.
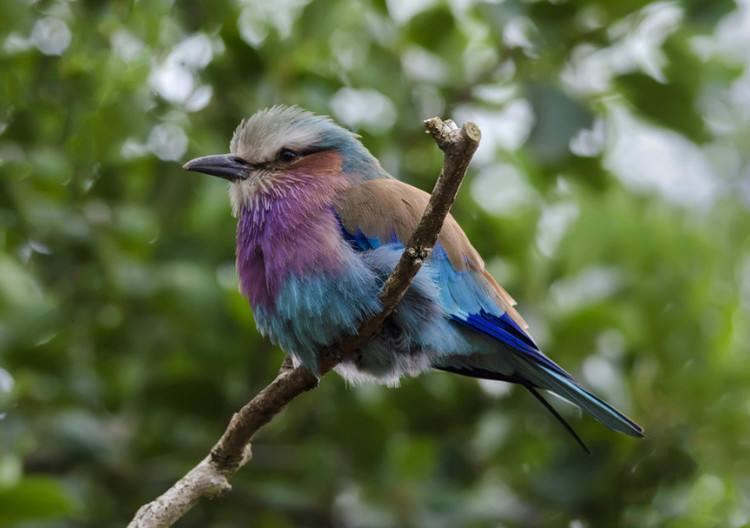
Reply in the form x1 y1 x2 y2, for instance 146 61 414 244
335 178 528 330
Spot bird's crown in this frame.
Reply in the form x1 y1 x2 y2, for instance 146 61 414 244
229 105 379 176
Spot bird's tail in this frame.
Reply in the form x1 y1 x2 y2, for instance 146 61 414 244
517 360 644 438
437 354 644 452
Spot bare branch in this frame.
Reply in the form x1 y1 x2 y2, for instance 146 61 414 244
127 117 480 528
128 451 249 528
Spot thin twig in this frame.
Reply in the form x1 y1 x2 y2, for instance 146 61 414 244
127 116 481 528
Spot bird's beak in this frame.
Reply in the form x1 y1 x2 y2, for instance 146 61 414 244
182 154 249 182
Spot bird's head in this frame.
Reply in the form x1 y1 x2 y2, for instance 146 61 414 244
183 105 384 215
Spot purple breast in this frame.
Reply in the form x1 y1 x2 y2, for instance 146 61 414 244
235 152 350 310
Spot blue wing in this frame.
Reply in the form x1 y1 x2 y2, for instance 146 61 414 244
335 179 644 441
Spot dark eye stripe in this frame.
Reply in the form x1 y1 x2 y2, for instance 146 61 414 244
297 146 329 157
242 146 331 171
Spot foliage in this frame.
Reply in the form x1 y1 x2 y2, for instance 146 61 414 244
1 0 749 526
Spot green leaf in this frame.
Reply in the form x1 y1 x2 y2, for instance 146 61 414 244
0 477 79 526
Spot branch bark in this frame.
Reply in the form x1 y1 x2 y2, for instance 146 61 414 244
127 117 481 528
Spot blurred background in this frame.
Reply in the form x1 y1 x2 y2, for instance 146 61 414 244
1 0 749 526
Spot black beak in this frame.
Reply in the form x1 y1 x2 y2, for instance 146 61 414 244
182 154 249 182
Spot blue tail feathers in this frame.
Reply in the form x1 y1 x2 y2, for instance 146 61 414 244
529 363 644 438
442 310 644 447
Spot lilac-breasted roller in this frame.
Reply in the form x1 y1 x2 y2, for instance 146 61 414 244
184 106 644 451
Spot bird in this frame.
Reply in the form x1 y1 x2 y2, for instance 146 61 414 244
183 105 644 452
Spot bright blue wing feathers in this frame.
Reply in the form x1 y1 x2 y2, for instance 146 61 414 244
338 217 566 374
335 192 645 441
452 311 572 379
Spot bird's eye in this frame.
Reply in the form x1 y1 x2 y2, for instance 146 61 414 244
278 148 298 163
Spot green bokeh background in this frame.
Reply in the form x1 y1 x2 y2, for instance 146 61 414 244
2 0 749 526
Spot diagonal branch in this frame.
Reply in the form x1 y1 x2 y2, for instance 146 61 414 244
127 117 481 528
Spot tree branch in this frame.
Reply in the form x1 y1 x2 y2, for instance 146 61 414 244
127 116 481 528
